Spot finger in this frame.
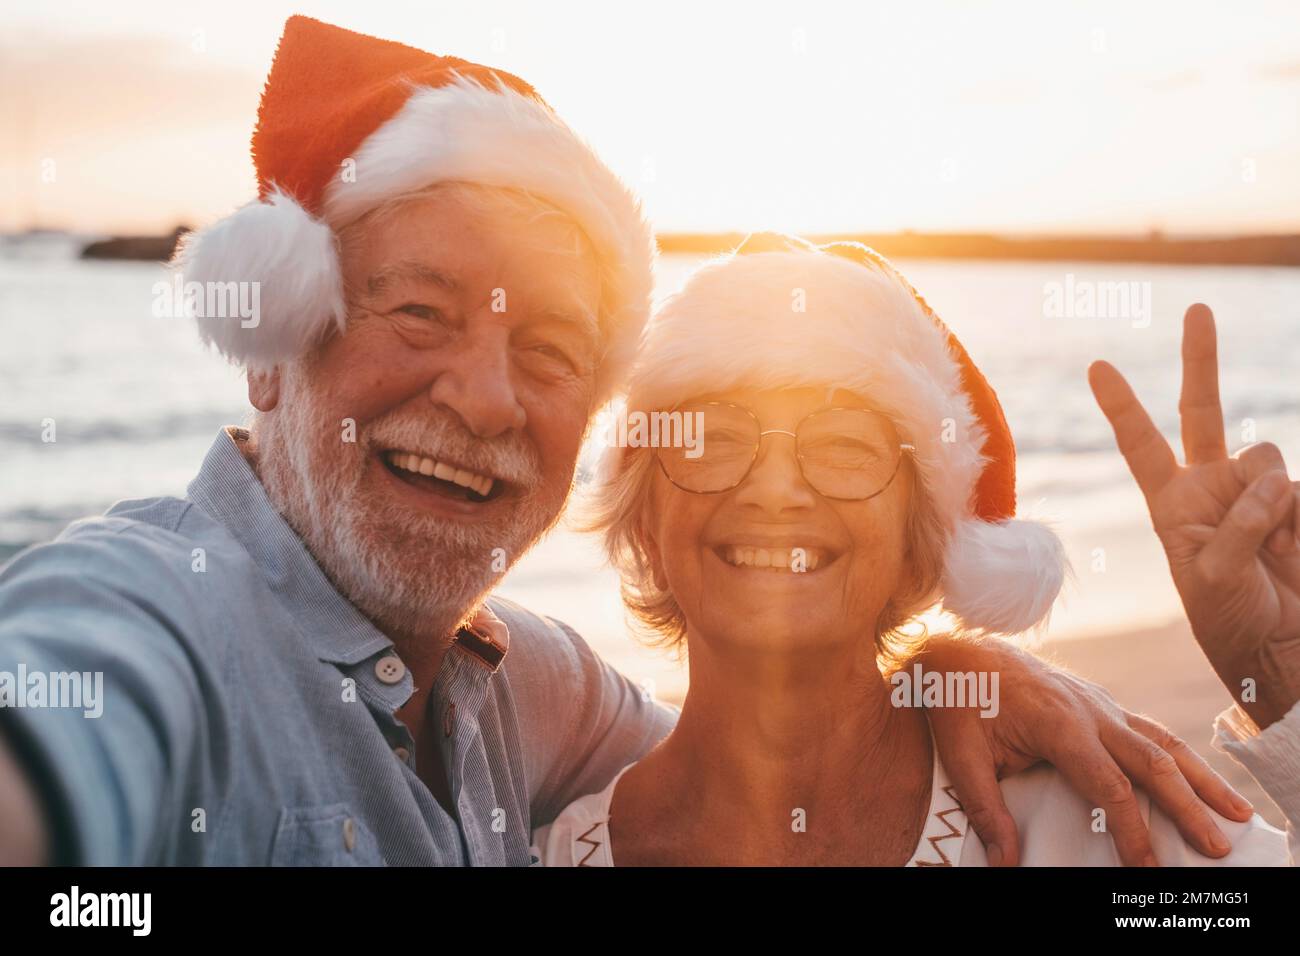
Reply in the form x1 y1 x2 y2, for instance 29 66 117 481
1197 469 1294 582
1179 304 1228 464
1088 360 1179 499
1125 713 1254 822
1104 717 1232 858
1045 741 1158 865
926 710 1021 866
1294 482 1300 548
1277 482 1300 555
1231 443 1296 555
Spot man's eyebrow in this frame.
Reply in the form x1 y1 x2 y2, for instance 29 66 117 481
365 260 459 297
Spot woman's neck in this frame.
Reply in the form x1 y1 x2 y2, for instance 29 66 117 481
612 636 935 865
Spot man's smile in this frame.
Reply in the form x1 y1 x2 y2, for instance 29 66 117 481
379 448 508 505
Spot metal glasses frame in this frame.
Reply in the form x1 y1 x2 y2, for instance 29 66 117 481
654 400 916 501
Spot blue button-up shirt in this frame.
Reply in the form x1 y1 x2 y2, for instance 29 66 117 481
0 428 675 865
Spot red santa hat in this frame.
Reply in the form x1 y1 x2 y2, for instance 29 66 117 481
175 16 654 398
618 232 1067 635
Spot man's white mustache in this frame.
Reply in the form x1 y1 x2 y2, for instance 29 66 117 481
366 413 541 490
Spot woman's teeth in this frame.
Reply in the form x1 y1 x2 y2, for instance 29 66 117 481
722 546 823 572
386 450 495 497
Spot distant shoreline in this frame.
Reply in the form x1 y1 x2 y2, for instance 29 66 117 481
657 231 1300 266
3 226 1298 266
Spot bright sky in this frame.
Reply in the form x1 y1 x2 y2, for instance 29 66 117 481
2 0 1298 235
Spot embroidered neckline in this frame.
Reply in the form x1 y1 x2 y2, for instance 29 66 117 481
575 745 969 867
905 729 970 866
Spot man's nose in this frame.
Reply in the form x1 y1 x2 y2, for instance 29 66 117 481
426 325 526 438
731 432 818 513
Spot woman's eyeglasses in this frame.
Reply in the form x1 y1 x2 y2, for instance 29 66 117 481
654 401 915 501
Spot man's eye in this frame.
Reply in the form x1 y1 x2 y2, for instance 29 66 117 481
396 303 443 322
528 343 577 370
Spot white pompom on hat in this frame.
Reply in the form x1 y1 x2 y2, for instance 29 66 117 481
615 232 1067 635
174 15 654 400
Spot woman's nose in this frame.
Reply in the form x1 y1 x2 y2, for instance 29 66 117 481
731 432 818 512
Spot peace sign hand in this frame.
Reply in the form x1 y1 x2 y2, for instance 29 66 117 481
1088 304 1300 729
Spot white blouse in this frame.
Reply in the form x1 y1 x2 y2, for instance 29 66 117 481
530 701 1300 866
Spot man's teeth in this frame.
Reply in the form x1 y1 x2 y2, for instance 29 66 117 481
386 451 495 497
722 546 823 572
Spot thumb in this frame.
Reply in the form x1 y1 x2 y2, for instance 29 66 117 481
928 712 1022 867
1197 470 1292 582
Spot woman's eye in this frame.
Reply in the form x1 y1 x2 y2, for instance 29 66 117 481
803 436 870 456
706 428 748 444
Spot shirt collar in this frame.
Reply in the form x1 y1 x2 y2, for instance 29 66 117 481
186 427 395 666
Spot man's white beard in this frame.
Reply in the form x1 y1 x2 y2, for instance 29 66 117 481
254 361 570 640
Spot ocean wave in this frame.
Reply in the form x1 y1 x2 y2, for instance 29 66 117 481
0 411 239 447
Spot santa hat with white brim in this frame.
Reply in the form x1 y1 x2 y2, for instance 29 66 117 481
175 16 654 399
612 232 1068 636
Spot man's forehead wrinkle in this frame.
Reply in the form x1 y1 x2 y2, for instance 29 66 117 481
474 259 599 334
360 251 599 344
365 259 460 297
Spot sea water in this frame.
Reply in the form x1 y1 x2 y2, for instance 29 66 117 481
3 251 1298 700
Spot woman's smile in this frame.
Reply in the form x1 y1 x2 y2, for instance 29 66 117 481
709 539 843 574
703 542 847 596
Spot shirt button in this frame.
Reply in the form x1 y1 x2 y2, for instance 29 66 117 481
374 656 406 685
393 746 410 763
443 702 456 738
342 817 357 853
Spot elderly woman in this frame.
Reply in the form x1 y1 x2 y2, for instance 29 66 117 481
531 232 1300 866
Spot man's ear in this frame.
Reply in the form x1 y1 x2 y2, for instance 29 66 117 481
247 366 281 411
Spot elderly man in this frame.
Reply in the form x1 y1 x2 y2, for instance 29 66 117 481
0 17 1253 866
